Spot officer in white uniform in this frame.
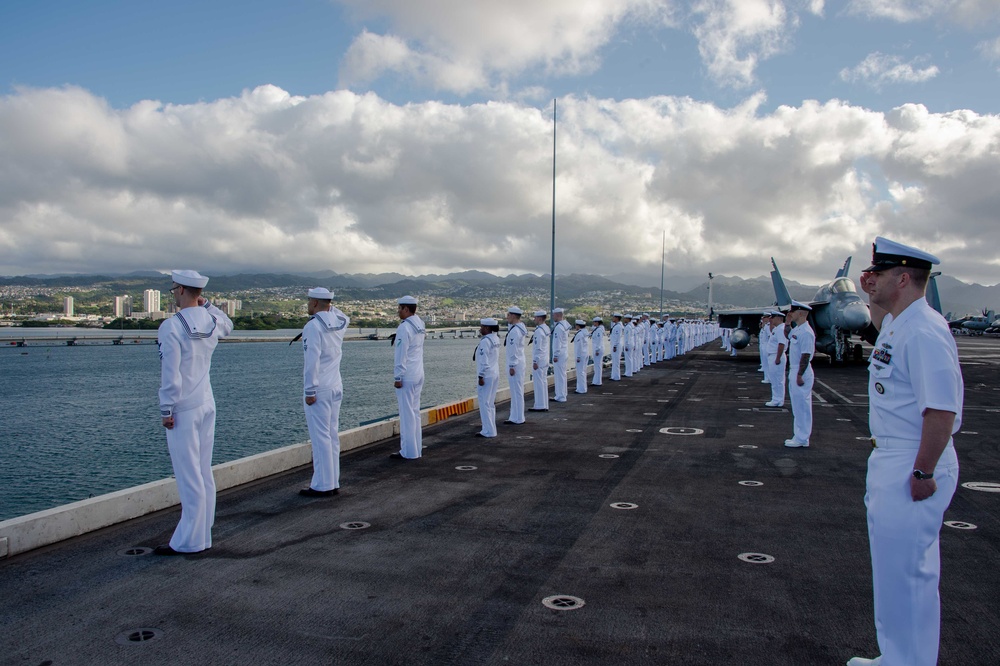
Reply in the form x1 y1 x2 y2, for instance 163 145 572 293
622 314 635 376
848 238 963 666
155 270 233 555
609 313 624 381
759 314 770 378
391 295 425 459
590 316 605 386
573 319 589 394
765 311 787 407
530 311 551 411
550 308 571 401
640 314 651 366
784 301 814 448
504 306 528 424
300 287 350 497
474 318 501 438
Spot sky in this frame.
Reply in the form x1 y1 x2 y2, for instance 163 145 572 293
1 0 998 286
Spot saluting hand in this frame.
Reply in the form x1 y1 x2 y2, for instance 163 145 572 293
197 296 207 306
911 476 937 501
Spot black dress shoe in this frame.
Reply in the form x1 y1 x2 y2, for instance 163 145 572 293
474 433 488 438
299 487 338 497
528 408 549 412
153 544 184 556
502 420 524 425
389 452 412 459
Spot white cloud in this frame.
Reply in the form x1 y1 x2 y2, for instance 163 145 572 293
1 85 998 284
688 0 794 88
840 52 940 89
846 0 1000 27
337 0 674 95
979 36 1000 64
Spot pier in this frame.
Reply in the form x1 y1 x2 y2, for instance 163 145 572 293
1 339 998 665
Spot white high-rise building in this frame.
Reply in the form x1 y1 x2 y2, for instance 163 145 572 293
113 295 133 318
143 289 161 314
64 297 74 317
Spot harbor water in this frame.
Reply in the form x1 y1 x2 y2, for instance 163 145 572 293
0 330 491 521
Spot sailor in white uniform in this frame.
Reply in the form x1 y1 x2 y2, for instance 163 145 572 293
630 316 643 373
622 314 635 376
300 287 350 497
609 313 624 380
758 314 770 378
590 316 605 386
155 270 233 555
391 295 425 459
474 318 501 438
573 320 589 393
655 320 665 360
639 314 650 366
550 308 571 401
784 301 814 448
765 311 787 407
530 311 551 411
504 306 528 424
848 238 963 666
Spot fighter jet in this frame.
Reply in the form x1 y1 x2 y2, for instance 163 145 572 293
717 257 872 362
771 257 871 361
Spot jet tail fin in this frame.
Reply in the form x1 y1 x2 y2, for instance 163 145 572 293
927 272 943 315
835 256 852 279
770 258 792 309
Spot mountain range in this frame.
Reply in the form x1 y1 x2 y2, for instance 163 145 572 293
3 270 996 316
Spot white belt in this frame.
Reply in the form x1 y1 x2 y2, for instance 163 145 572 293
871 436 921 450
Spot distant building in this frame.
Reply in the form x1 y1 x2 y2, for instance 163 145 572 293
64 297 74 317
215 299 240 317
113 295 132 318
143 289 161 314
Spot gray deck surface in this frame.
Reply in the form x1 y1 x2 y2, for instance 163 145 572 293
2 337 999 666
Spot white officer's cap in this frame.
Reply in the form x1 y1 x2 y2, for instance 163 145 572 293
480 317 498 326
508 306 523 315
397 295 418 305
864 236 940 272
789 300 812 312
308 287 334 300
171 270 209 289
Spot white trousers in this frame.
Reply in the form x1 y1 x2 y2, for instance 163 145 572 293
553 356 568 401
610 349 622 380
477 376 498 437
865 444 959 666
395 375 424 458
624 348 633 376
304 388 342 491
166 402 216 553
591 352 603 385
532 365 550 409
641 341 650 365
632 346 642 373
758 340 767 372
507 365 525 423
768 356 786 404
787 368 813 443
575 358 588 393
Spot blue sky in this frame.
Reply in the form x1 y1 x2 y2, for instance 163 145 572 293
1 1 998 284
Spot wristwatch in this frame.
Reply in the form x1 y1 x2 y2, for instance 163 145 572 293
912 469 934 480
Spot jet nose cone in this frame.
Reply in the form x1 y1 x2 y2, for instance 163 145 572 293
838 302 871 332
730 329 750 349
